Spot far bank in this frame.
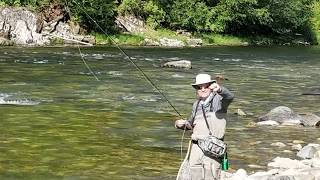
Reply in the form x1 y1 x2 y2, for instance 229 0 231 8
0 6 319 47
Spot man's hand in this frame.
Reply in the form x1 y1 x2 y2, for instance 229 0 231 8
175 119 192 130
209 83 222 93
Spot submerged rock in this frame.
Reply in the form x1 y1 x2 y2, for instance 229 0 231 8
162 60 191 69
302 87 320 95
236 109 247 116
0 98 40 105
256 120 280 126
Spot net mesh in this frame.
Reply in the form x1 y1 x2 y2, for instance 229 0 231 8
176 141 192 180
176 157 191 180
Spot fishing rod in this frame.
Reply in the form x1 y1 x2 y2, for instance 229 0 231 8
70 0 182 117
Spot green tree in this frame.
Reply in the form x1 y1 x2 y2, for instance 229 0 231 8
117 0 166 29
143 0 166 29
117 0 143 16
266 0 313 35
65 0 117 33
169 0 212 32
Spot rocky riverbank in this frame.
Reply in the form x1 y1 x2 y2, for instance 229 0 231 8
0 7 94 46
222 142 320 180
0 7 243 47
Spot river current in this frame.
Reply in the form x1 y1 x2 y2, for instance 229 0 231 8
0 46 319 179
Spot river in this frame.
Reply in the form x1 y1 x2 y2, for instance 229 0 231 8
0 46 319 179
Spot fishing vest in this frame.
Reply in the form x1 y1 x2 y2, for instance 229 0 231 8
191 95 227 139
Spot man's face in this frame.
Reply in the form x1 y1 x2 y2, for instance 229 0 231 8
195 83 212 100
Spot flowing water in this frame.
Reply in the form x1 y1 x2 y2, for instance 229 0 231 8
0 46 319 179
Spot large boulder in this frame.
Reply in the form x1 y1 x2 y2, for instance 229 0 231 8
257 106 302 125
12 20 33 44
268 157 311 169
115 15 146 33
0 7 95 46
0 7 48 45
297 144 320 159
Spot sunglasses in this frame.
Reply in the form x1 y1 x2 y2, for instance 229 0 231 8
195 84 210 90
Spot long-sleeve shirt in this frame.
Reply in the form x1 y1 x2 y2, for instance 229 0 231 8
188 86 234 140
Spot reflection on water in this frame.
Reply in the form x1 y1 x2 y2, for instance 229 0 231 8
0 46 320 179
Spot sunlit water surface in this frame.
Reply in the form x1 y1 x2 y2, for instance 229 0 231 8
0 46 319 179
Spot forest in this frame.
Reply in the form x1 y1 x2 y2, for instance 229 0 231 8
1 0 320 44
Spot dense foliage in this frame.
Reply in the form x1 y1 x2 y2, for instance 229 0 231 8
117 0 318 43
65 0 116 33
0 0 116 33
0 0 319 43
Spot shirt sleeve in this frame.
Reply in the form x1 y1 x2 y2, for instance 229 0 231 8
218 86 234 113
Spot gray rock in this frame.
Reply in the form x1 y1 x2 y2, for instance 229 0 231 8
12 20 33 44
297 145 318 159
0 7 92 46
300 113 320 127
292 144 303 151
271 174 314 180
299 167 320 176
302 87 320 95
271 142 286 148
176 30 192 37
236 109 247 116
310 158 320 168
144 38 160 46
268 157 311 169
162 60 191 69
293 140 305 144
248 169 279 179
159 37 185 47
115 15 146 33
256 120 280 126
0 98 39 105
230 169 247 180
187 38 202 47
82 35 96 44
258 106 302 125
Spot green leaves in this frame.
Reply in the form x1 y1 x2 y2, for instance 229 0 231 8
169 0 212 32
0 0 318 42
144 1 166 29
66 0 116 33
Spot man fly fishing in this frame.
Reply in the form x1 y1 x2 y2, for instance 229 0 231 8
175 73 234 180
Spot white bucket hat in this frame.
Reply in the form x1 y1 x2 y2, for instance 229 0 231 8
192 74 216 88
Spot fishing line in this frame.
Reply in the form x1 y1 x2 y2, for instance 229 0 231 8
65 2 100 82
77 45 100 81
70 1 188 162
71 0 182 117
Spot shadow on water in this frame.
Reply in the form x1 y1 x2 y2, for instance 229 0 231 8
0 46 320 179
